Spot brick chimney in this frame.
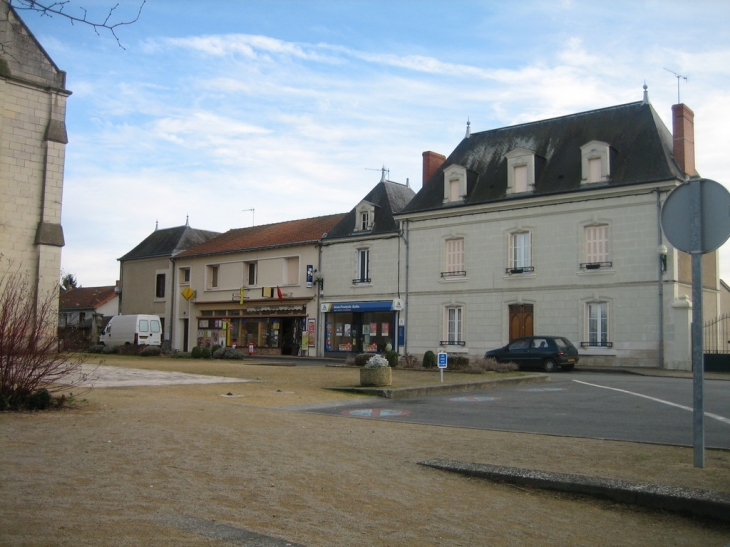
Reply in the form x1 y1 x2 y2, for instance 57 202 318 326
672 104 697 177
422 151 446 185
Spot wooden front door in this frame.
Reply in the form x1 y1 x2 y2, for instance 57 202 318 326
509 304 534 341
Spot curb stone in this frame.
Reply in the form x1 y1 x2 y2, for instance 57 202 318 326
419 459 730 522
325 373 549 398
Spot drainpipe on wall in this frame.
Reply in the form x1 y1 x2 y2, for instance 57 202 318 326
169 256 176 351
401 220 410 356
316 240 323 358
656 189 665 369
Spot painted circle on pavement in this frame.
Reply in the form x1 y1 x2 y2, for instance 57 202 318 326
341 408 411 417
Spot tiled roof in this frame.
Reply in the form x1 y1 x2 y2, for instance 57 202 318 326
325 180 415 240
401 101 684 214
175 213 348 259
59 286 117 311
119 225 220 261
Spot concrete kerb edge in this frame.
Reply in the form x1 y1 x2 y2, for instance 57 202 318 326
325 373 549 398
419 459 730 522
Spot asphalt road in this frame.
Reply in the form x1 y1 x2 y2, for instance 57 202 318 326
301 372 730 449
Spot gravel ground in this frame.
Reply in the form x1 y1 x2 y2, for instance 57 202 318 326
1 356 729 546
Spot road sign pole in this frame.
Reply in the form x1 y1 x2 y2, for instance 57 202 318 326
437 351 447 383
690 180 705 468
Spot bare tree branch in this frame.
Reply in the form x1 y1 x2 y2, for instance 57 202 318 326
8 0 145 49
0 258 86 409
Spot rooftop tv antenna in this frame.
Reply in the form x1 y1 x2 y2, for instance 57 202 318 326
664 68 688 103
365 166 389 182
242 208 255 227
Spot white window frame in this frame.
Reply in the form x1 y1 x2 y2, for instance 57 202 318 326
442 164 467 204
285 256 299 285
445 306 464 345
355 248 370 283
587 302 609 347
443 237 465 277
179 267 191 285
513 165 528 193
585 224 609 264
508 231 532 273
580 140 611 184
245 261 257 287
505 148 536 195
207 265 219 289
354 202 375 232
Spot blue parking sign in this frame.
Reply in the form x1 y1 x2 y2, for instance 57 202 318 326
437 352 448 368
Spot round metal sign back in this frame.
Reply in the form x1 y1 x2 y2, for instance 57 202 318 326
661 179 730 253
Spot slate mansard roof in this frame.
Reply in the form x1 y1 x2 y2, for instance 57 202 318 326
325 180 416 240
401 101 684 215
119 225 221 262
175 213 348 259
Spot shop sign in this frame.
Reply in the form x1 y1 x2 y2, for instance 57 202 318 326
321 300 399 313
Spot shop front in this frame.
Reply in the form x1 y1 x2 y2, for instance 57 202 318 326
196 301 310 356
321 300 403 356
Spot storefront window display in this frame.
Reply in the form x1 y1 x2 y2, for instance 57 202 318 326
325 310 394 353
197 315 303 354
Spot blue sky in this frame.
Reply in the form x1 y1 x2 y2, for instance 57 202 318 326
15 0 730 286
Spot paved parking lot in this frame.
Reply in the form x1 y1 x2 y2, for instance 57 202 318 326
298 372 730 449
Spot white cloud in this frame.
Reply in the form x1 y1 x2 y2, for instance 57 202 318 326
54 5 730 287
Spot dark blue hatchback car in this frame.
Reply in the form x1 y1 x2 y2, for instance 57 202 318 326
485 336 579 372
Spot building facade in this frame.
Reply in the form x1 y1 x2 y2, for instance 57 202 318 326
319 172 414 357
118 223 219 345
171 214 345 354
396 94 715 369
58 285 118 348
1 3 70 304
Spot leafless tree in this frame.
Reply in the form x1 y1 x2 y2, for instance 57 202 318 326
0 259 85 409
5 0 145 49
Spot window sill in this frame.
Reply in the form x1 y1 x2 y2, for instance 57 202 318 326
579 348 617 357
439 344 469 354
577 268 614 276
503 272 536 280
439 275 468 283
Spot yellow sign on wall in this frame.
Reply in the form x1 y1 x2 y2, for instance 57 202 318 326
182 286 194 301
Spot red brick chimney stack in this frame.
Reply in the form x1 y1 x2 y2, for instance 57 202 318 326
422 151 446 185
672 103 697 177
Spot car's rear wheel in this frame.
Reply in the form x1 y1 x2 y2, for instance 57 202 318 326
543 358 557 373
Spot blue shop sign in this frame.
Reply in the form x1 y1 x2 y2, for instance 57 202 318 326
327 300 395 313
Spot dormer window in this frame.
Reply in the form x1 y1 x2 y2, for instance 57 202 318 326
443 164 467 204
505 148 536 195
581 140 611 184
354 201 375 232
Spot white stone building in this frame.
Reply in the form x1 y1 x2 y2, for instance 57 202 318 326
319 172 415 356
395 93 715 369
170 214 345 355
1 3 70 304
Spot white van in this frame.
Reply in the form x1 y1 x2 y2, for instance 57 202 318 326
99 315 162 347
